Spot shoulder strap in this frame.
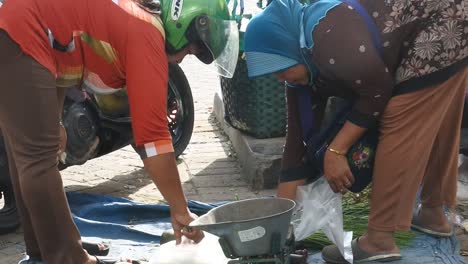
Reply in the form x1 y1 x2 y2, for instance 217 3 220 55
338 0 384 58
298 0 383 142
297 87 316 142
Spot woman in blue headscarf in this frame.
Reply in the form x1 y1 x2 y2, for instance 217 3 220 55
245 0 468 262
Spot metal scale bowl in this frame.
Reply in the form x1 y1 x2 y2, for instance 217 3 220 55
190 197 308 264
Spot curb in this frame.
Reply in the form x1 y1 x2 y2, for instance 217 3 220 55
213 90 284 190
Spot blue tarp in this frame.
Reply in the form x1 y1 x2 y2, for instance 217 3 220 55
67 192 219 261
67 192 467 264
307 235 467 264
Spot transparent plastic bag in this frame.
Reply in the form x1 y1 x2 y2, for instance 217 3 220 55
150 232 229 264
292 177 353 263
413 184 466 231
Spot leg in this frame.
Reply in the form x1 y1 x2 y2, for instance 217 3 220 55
277 179 307 199
2 135 41 260
361 88 440 252
416 67 468 233
0 30 89 264
363 68 468 252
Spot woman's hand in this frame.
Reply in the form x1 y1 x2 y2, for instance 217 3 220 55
323 121 367 193
323 150 354 193
171 209 204 245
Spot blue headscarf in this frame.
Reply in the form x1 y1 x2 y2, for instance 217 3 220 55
244 0 341 78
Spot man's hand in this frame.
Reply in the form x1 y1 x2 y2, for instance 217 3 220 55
171 210 204 245
143 152 205 244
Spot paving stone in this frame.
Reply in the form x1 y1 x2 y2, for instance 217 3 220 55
127 192 165 204
0 252 25 264
182 157 238 164
177 162 192 183
182 152 235 159
0 244 25 256
192 175 247 188
197 188 276 203
82 180 130 196
190 166 241 177
186 161 239 170
63 182 92 192
0 233 24 245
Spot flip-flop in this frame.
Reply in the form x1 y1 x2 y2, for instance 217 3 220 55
17 256 42 264
321 238 402 263
18 256 140 264
83 241 110 256
411 223 453 238
95 256 141 264
411 213 453 238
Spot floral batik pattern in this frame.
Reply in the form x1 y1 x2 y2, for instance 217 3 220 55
381 0 468 84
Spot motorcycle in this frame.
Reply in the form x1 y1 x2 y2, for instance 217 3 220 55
0 63 195 234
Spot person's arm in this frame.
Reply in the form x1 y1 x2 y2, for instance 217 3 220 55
142 153 203 244
311 4 394 192
278 88 313 199
125 20 203 244
143 154 187 213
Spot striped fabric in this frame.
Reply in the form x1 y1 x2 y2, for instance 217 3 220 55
136 140 175 159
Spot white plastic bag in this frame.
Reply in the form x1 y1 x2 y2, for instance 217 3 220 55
150 232 229 264
292 177 353 263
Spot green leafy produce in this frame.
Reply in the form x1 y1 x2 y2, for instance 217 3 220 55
302 188 416 250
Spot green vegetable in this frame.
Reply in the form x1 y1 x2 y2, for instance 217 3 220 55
302 187 416 249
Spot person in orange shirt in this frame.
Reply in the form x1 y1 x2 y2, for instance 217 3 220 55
0 0 238 263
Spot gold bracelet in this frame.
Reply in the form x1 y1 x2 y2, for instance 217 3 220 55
327 147 346 156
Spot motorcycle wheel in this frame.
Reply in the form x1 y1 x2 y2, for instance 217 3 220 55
0 131 20 235
167 64 194 158
0 64 195 235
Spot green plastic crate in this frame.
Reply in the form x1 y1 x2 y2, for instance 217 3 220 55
220 55 286 139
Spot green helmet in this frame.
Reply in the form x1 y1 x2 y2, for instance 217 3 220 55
161 0 228 51
159 0 239 77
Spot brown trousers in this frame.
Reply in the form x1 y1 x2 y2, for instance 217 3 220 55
369 67 468 231
0 31 88 263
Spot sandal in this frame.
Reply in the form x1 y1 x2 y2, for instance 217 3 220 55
17 256 43 264
411 222 453 238
321 238 401 263
83 241 110 256
95 256 141 264
411 211 453 238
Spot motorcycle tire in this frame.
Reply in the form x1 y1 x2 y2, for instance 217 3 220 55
167 64 194 158
0 64 195 235
0 131 20 235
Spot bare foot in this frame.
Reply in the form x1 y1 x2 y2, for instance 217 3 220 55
415 206 451 234
358 231 400 254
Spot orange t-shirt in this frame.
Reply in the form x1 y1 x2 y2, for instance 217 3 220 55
0 0 174 158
